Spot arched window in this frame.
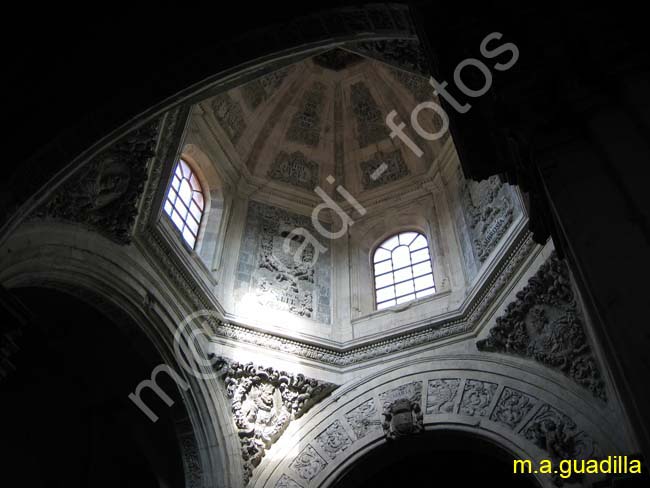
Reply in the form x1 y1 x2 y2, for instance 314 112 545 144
373 231 435 310
164 159 205 249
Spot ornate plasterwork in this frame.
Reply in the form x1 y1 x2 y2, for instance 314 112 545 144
286 82 326 147
350 82 386 148
211 92 246 144
32 118 161 244
359 150 410 189
241 66 294 111
235 201 331 323
461 175 516 263
267 151 320 190
477 252 607 400
220 360 336 484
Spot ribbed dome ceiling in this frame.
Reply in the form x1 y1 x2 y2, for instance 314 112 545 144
197 41 449 198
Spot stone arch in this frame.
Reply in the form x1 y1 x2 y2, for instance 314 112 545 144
250 357 626 488
0 221 242 488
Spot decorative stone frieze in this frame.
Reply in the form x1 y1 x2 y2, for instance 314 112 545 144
289 444 327 483
477 252 607 400
426 378 461 414
220 360 336 484
315 419 354 460
490 387 538 429
459 380 498 417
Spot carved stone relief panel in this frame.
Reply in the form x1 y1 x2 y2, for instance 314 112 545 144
211 92 246 144
286 82 326 147
460 175 517 263
267 151 320 190
477 252 607 400
32 118 160 244
289 444 327 483
359 150 409 190
275 474 303 488
344 399 381 439
459 380 498 417
350 82 387 148
235 201 331 323
315 419 354 460
490 387 538 429
522 404 597 485
220 361 336 484
426 378 461 414
241 66 294 111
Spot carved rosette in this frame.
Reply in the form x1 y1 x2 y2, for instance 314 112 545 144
32 118 161 244
220 360 336 484
477 252 607 400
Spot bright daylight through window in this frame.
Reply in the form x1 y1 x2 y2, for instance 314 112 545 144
373 231 435 310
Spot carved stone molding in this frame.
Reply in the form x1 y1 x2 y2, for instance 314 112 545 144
477 252 607 400
219 360 336 484
214 232 535 366
273 376 602 488
32 118 161 244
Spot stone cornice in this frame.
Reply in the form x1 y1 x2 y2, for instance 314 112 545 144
208 230 536 366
